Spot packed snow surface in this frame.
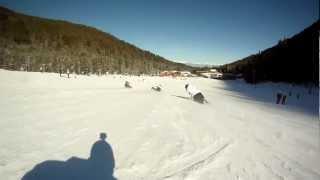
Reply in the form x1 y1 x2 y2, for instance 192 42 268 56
0 70 319 180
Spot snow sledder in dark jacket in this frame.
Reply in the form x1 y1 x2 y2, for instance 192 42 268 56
125 81 132 88
151 85 162 92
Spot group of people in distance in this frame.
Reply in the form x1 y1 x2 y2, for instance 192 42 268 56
125 80 297 105
124 81 207 104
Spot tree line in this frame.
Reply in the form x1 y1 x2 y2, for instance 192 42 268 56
0 6 192 75
221 21 319 86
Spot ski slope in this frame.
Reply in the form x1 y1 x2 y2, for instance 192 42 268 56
0 70 319 180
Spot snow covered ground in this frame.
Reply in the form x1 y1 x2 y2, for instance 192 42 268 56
0 69 319 180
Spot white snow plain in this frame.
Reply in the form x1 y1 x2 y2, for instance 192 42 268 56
0 69 319 180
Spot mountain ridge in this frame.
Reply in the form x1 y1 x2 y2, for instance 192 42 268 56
0 6 192 75
220 20 319 85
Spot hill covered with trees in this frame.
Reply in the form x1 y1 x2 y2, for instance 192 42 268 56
221 21 319 85
0 6 192 75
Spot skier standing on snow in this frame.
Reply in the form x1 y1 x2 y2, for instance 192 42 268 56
276 91 283 104
185 83 206 104
276 90 287 105
67 68 70 78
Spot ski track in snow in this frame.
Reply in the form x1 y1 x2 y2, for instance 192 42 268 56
161 141 233 179
0 70 319 180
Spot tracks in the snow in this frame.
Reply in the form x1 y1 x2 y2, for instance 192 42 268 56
161 141 233 179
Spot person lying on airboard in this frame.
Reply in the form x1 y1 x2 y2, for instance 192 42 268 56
185 83 206 104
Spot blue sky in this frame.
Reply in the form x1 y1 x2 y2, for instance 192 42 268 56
0 0 318 65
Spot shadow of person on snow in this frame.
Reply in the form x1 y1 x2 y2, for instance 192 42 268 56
172 95 205 104
22 133 116 180
171 95 190 100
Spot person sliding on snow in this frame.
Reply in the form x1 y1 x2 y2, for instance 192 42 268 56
151 85 162 92
185 83 206 104
125 81 132 88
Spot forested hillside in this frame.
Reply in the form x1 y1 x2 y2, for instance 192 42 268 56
221 21 319 85
0 6 192 75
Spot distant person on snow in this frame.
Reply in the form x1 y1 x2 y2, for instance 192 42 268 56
67 68 70 78
276 90 287 105
185 83 206 104
276 91 283 104
151 85 162 92
125 81 132 88
281 93 287 105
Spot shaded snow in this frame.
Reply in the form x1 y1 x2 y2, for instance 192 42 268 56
0 70 319 180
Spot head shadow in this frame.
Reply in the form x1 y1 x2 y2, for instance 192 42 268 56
22 132 116 180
